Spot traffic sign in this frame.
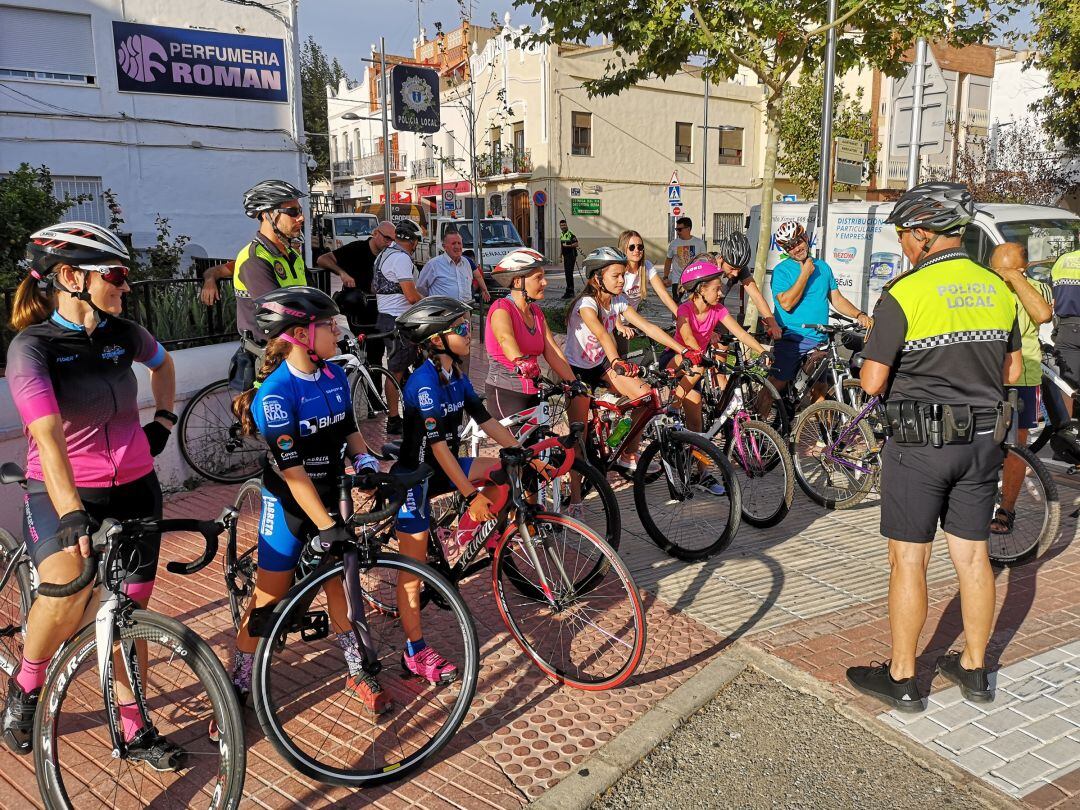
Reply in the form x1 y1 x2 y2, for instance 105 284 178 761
442 188 456 212
667 169 682 209
533 190 547 206
571 198 601 216
781 194 797 202
672 206 682 216
834 137 866 186
890 48 948 157
669 170 680 186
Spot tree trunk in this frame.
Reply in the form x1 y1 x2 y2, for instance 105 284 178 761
746 97 780 329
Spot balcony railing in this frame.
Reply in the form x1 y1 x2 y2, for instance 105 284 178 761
410 157 437 179
477 146 533 179
332 153 408 180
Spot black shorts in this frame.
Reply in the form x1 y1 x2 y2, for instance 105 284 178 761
484 384 540 421
377 313 417 374
22 473 163 582
879 432 1004 543
571 361 610 391
1054 320 1080 387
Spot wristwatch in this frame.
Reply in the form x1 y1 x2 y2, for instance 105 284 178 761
154 409 179 426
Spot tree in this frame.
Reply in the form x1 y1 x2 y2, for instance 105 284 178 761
301 37 350 184
777 69 877 198
925 119 1080 206
1028 0 1080 152
0 164 90 289
517 0 1015 321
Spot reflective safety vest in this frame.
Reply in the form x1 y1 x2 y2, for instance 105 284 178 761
233 238 306 297
1051 248 1080 318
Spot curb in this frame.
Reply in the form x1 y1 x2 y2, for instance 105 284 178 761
528 653 748 810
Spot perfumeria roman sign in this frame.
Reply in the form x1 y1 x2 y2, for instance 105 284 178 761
112 22 288 102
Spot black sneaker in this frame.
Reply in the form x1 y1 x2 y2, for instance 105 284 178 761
385 416 403 436
126 726 187 772
846 661 924 713
2 676 39 755
935 650 993 703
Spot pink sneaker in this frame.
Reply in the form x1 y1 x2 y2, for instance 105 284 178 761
401 646 458 685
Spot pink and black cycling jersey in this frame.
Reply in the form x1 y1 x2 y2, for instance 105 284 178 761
6 312 166 488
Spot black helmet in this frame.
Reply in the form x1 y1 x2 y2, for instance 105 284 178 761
582 246 627 279
395 219 422 241
26 221 130 277
719 231 752 270
396 296 473 344
243 179 305 219
885 182 975 234
254 286 338 339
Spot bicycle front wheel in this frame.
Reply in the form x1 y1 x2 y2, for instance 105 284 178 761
989 443 1061 565
253 553 478 787
792 400 878 509
633 429 741 560
493 513 646 690
226 478 263 628
178 379 265 483
726 419 794 528
351 365 402 454
34 610 246 809
0 529 31 677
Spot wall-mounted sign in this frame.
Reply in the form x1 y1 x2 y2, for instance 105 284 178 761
112 22 287 102
391 64 441 134
533 190 547 206
571 198 601 216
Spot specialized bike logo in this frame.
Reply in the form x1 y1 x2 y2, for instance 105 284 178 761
117 34 168 83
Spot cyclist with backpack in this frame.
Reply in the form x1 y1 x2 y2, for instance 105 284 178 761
3 222 180 766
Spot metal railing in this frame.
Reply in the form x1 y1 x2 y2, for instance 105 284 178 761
476 146 532 178
410 157 437 179
356 152 407 178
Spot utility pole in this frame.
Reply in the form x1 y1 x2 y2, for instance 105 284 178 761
900 37 928 273
815 0 838 256
701 70 709 243
380 37 392 221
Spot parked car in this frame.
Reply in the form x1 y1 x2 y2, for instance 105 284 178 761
312 213 379 256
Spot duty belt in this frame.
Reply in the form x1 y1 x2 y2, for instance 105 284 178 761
884 399 1010 447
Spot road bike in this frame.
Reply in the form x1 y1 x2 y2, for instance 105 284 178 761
1028 342 1080 467
0 463 245 809
225 466 480 787
178 330 401 483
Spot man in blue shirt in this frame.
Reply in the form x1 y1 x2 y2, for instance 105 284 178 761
765 221 870 400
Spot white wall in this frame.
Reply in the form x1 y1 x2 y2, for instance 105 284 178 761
991 56 1049 125
0 0 306 263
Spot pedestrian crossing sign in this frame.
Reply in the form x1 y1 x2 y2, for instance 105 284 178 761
668 185 682 207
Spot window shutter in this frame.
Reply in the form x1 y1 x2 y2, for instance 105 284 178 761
0 7 95 76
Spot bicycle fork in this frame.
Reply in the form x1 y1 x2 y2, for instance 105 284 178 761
95 591 150 759
341 545 382 676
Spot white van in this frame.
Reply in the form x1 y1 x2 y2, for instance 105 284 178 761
415 216 526 277
748 202 1080 313
313 212 379 254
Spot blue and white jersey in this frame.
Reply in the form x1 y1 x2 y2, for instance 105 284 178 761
396 359 490 473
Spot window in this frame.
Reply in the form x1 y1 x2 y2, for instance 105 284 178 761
717 127 745 166
571 111 592 156
513 123 525 152
962 225 989 266
0 7 95 84
489 193 503 216
331 135 338 163
52 176 106 227
444 130 456 160
490 128 501 154
712 213 743 245
675 122 693 163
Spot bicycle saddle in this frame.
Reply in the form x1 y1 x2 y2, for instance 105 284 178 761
381 441 401 460
850 353 866 370
0 463 26 486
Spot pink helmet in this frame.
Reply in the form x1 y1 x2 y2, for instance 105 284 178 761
679 257 723 292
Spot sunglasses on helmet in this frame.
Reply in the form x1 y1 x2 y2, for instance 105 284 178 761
79 264 130 287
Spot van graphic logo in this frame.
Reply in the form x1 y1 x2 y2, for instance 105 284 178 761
832 246 858 263
117 34 168 83
101 345 126 363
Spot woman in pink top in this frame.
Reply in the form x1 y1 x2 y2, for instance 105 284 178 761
485 249 578 420
668 258 771 434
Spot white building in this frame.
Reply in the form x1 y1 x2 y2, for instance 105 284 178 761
0 0 307 265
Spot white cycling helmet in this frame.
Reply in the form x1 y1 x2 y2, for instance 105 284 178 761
27 221 130 277
492 248 545 288
773 221 807 250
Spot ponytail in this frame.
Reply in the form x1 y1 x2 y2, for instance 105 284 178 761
232 337 292 436
10 275 55 331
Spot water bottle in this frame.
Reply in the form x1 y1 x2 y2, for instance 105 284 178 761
607 415 632 448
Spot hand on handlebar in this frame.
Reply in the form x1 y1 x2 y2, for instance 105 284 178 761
563 378 590 398
612 359 639 377
467 491 495 523
682 348 705 367
755 350 774 368
316 521 350 551
57 510 92 559
855 312 873 329
513 356 542 381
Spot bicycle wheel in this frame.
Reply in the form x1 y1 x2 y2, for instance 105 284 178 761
178 379 265 483
253 553 478 787
226 479 263 628
633 429 741 560
0 529 31 677
493 513 646 690
725 419 794 528
989 443 1061 565
792 400 878 509
840 379 888 444
351 365 402 454
34 610 246 809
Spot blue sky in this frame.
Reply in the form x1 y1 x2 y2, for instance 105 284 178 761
298 1 537 78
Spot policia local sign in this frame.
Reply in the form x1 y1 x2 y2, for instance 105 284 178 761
391 65 440 134
112 22 288 102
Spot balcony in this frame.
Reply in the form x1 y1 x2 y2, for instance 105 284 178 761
477 146 532 180
333 153 408 182
410 158 437 180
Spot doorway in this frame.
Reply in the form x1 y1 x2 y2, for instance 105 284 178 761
509 189 531 248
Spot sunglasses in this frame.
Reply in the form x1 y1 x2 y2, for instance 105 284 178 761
626 244 645 252
312 319 340 332
276 206 303 218
375 231 395 240
80 264 129 287
442 321 471 338
895 227 908 239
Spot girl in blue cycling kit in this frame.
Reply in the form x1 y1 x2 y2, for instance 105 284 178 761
392 297 527 684
230 287 388 712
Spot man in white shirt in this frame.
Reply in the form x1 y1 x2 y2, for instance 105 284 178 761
374 219 423 434
417 230 491 303
662 216 708 301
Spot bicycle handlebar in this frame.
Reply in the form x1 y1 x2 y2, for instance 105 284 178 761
344 464 432 527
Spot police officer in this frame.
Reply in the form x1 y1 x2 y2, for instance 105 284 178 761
847 182 1022 712
1050 243 1080 417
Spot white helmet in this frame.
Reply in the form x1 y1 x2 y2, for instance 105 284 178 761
773 220 807 250
492 248 545 287
27 221 130 276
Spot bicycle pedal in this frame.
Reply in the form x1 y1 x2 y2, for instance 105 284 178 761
299 610 330 642
0 624 19 638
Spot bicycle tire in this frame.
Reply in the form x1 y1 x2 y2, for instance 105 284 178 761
351 365 402 456
725 419 794 529
226 479 263 628
737 373 789 438
492 513 646 690
840 379 888 443
989 443 1061 565
253 553 478 787
633 429 742 560
792 400 878 509
0 529 31 677
34 610 246 809
178 379 265 483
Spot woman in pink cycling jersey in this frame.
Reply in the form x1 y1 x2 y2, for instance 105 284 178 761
3 222 180 767
485 249 579 420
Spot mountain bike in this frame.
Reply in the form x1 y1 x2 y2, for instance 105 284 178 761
0 464 245 809
1028 342 1080 466
178 331 401 483
227 466 480 787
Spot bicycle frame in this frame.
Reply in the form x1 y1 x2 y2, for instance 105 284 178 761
819 394 882 477
587 386 667 472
